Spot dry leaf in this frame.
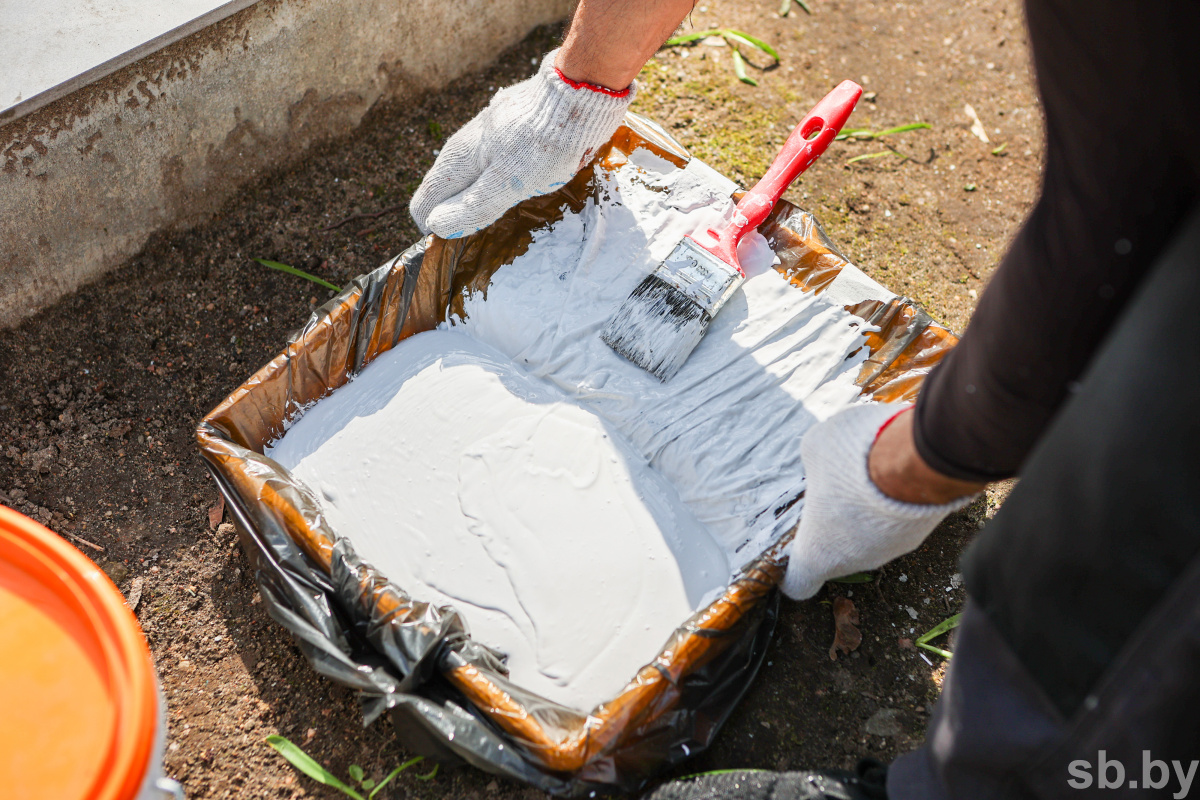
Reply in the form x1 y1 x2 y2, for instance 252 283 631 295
964 103 990 143
829 596 862 660
208 494 225 530
125 575 145 611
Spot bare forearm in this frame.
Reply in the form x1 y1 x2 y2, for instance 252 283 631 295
869 409 987 505
558 0 696 90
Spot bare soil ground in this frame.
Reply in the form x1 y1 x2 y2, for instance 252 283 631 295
0 0 1040 797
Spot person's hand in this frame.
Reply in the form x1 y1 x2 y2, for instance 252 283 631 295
409 48 635 240
781 404 981 601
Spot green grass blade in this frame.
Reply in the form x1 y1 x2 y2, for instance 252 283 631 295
723 30 780 60
830 572 873 583
266 736 364 800
665 29 722 46
416 763 439 781
779 0 791 16
836 123 930 141
991 142 1008 155
917 612 962 645
253 259 341 292
835 127 873 141
917 641 954 659
368 757 424 799
731 49 758 86
678 768 773 780
846 150 896 164
793 0 814 14
872 122 932 137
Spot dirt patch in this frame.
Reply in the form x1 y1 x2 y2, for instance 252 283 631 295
0 0 1039 797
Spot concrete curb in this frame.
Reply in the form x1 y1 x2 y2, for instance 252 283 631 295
0 0 572 328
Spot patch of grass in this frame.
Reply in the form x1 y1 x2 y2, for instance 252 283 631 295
663 28 779 86
266 736 431 799
427 120 443 140
916 612 961 659
632 68 787 182
252 259 341 293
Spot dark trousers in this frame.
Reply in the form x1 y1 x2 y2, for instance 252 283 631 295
890 207 1200 798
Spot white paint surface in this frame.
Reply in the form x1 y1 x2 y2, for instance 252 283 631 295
266 149 877 711
268 332 730 712
0 0 255 114
455 154 874 566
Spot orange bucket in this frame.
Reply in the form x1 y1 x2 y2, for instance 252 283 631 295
0 505 182 799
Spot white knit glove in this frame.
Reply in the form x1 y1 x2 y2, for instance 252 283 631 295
782 403 977 601
409 48 636 239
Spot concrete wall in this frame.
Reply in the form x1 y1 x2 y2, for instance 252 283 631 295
0 0 573 328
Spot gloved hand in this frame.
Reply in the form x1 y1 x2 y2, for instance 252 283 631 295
781 403 977 601
409 48 636 239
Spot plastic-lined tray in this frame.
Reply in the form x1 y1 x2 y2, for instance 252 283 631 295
195 113 957 796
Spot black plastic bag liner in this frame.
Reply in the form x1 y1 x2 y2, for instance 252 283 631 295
196 113 959 796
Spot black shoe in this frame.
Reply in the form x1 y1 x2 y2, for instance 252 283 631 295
645 759 887 800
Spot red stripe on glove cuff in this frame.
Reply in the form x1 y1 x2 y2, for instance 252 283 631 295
554 67 632 98
873 407 911 445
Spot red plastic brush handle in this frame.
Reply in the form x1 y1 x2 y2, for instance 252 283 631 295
694 80 862 272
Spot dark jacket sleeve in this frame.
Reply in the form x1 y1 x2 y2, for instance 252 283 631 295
912 0 1200 483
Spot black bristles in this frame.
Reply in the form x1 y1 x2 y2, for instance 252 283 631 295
600 273 712 381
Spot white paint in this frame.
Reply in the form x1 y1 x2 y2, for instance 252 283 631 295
454 153 874 566
1 0 257 116
821 264 896 308
268 331 730 712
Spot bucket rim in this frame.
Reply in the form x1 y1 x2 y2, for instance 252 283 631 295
0 505 158 800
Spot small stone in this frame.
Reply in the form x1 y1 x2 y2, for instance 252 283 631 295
31 445 58 473
906 606 919 620
486 780 500 793
101 560 130 584
864 708 903 738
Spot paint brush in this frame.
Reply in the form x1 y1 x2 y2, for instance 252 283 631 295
601 80 862 381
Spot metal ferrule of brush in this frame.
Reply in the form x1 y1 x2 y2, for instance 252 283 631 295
653 237 745 316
